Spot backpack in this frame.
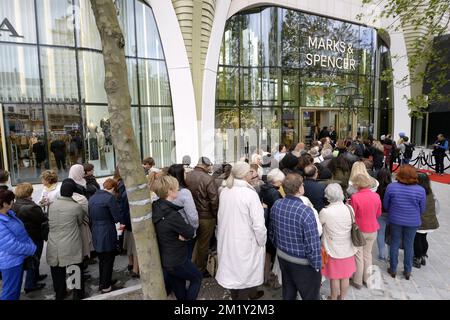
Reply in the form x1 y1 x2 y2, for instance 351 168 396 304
403 143 414 159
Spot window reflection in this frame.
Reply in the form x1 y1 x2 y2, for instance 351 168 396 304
216 6 380 161
0 44 40 102
3 104 45 183
37 0 75 46
0 0 175 184
40 47 78 102
79 50 107 104
45 105 82 176
0 0 36 43
139 60 171 106
140 107 174 167
136 1 164 59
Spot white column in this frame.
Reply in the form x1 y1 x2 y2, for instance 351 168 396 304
201 0 233 162
388 28 412 139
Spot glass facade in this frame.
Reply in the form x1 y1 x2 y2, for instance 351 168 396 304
0 0 174 184
215 6 380 163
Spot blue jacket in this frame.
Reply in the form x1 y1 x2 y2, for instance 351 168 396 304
89 190 123 253
0 210 36 270
383 182 426 227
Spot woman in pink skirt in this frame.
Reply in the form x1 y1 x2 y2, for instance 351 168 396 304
319 183 357 300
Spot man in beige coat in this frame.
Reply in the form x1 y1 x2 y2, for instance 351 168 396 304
47 179 85 300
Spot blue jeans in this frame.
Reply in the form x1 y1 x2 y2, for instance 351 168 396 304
24 240 44 290
377 216 388 259
1 264 24 300
389 224 418 274
165 259 203 300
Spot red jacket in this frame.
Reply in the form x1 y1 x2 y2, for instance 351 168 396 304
349 189 382 233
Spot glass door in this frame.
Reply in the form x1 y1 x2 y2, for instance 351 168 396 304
301 110 316 147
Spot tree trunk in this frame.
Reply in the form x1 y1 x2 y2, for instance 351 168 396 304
89 0 166 300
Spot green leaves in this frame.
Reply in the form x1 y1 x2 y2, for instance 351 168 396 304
362 0 450 117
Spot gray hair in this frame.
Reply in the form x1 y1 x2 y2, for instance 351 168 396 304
324 183 345 203
226 161 250 189
267 168 285 184
321 148 332 158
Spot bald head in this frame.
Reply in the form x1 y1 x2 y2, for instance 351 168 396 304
304 164 318 179
294 143 305 152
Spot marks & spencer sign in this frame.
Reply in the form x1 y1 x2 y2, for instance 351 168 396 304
305 36 356 70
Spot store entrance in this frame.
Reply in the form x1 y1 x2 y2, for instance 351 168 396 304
301 110 342 146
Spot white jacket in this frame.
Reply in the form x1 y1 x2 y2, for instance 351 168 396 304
319 202 357 259
216 179 267 290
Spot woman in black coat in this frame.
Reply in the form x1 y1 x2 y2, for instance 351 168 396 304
11 183 47 293
88 178 123 293
152 175 201 300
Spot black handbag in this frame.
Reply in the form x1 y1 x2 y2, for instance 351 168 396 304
41 221 49 241
346 204 366 247
385 224 404 249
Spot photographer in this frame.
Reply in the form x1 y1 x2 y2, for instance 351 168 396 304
432 134 448 176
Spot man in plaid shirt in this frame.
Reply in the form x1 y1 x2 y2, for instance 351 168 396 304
270 173 322 300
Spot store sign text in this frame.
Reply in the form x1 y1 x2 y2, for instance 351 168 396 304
0 18 23 38
305 36 356 70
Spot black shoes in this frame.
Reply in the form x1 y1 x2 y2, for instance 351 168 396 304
413 257 422 269
421 256 427 266
403 271 411 280
387 268 396 278
25 283 46 294
38 274 48 281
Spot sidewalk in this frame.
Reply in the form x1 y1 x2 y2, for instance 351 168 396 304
2 167 449 300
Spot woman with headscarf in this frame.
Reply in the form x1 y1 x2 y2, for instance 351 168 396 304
68 165 93 267
47 179 85 300
216 162 267 300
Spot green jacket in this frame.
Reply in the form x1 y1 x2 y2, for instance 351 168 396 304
419 193 439 231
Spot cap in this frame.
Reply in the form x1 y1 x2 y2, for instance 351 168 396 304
399 132 405 137
182 155 191 165
198 156 212 166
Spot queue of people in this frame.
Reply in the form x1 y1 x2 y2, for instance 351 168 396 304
0 131 445 301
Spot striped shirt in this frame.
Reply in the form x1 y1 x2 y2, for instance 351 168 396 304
383 182 426 227
270 195 321 270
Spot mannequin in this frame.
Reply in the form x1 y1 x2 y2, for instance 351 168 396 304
87 122 99 160
100 116 112 147
97 127 107 170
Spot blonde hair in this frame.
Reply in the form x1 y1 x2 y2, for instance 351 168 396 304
150 174 179 199
40 170 58 184
14 183 34 199
349 161 372 182
373 141 384 153
226 161 250 189
352 174 373 190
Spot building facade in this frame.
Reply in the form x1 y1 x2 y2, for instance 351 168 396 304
1 0 413 184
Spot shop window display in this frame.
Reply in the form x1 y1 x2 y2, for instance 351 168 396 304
84 106 115 177
0 0 175 184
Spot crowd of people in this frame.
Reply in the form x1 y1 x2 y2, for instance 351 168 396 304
0 131 447 300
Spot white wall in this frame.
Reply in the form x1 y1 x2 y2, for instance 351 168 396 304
202 0 411 161
146 0 200 163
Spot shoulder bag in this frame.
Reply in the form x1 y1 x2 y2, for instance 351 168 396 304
345 204 366 247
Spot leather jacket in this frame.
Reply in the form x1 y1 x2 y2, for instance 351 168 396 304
186 166 219 220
